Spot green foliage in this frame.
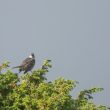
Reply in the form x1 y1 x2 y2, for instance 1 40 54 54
0 60 109 110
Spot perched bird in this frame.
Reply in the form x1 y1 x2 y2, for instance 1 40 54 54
13 53 35 74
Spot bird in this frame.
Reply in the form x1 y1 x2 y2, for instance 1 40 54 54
13 53 35 74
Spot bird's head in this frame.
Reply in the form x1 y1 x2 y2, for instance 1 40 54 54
29 53 35 59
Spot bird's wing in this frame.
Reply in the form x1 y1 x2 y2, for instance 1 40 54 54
23 58 35 73
20 58 32 66
12 58 31 69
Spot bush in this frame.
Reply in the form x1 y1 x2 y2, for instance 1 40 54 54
0 60 109 110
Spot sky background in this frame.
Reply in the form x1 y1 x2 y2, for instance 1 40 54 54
0 0 110 105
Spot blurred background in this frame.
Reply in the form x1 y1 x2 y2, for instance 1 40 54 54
0 0 110 105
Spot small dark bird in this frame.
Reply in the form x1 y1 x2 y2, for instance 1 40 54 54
13 53 35 73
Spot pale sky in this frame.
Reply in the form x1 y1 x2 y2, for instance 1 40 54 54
0 0 110 105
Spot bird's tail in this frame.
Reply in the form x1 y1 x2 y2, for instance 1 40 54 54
12 66 21 69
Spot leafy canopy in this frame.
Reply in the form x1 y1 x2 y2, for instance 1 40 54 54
0 60 109 110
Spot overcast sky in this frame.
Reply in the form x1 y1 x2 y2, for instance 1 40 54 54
0 0 110 105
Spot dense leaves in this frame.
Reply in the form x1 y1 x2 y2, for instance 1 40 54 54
0 60 109 110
